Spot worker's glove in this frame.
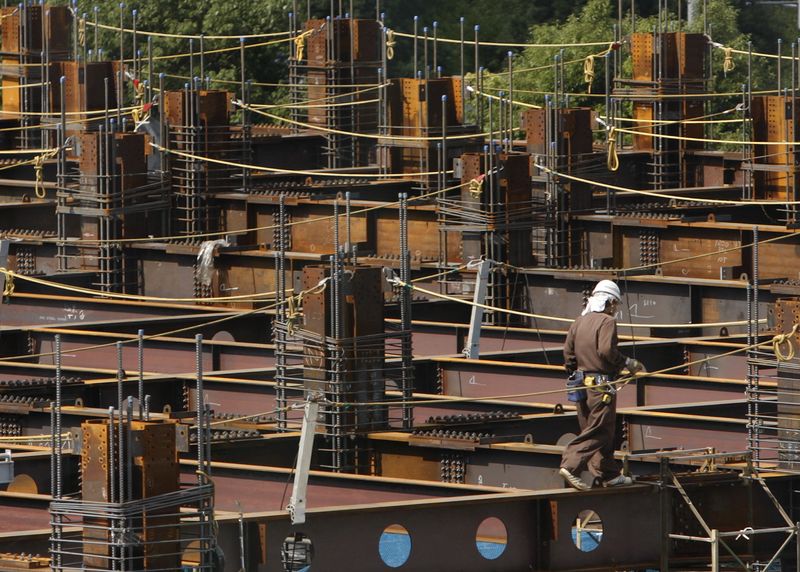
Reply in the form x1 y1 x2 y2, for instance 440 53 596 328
625 357 645 374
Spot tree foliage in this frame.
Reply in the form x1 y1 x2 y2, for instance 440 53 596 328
70 0 789 117
473 0 776 142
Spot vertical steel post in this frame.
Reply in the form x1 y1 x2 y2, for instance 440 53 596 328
441 94 448 189
753 226 760 463
413 16 418 78
794 41 799 223
200 34 205 82
508 51 514 149
474 26 480 126
345 191 352 260
423 26 429 81
460 17 465 114
116 341 124 504
55 335 62 501
276 194 287 431
137 329 144 418
432 21 438 74
118 2 124 122
50 402 55 501
132 9 138 81
94 5 99 57
710 529 720 572
196 333 204 482
125 396 133 502
108 407 116 504
399 192 412 429
107 406 116 571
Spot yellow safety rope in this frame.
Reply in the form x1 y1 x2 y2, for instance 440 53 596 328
723 47 735 74
33 155 45 199
0 268 13 299
0 304 278 366
265 97 381 111
0 267 454 368
538 163 800 206
294 29 314 62
773 324 799 362
33 147 60 199
248 83 387 108
723 45 798 62
607 116 744 126
0 104 141 118
606 126 619 172
386 29 396 60
285 279 327 335
78 16 86 47
397 279 765 330
500 86 781 100
583 54 597 92
0 82 46 91
131 82 148 124
492 54 588 78
326 325 800 409
0 268 287 304
146 36 291 64
286 295 301 335
612 124 800 147
64 176 470 247
497 231 799 276
584 42 623 92
583 44 617 93
235 100 492 141
468 175 485 198
391 29 612 48
154 142 453 178
163 72 382 89
471 88 541 109
84 20 292 41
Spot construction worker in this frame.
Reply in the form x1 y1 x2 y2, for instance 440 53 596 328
558 280 645 491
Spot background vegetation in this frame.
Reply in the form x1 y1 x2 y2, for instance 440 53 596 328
73 0 795 115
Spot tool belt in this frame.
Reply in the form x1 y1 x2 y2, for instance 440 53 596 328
583 372 616 404
566 371 587 402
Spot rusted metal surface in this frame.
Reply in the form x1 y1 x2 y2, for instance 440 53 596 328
236 473 789 572
630 32 707 82
0 497 51 533
0 293 235 327
433 356 752 408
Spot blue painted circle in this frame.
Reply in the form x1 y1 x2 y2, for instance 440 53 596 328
379 526 412 568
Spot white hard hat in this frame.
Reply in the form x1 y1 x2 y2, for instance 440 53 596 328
592 280 621 302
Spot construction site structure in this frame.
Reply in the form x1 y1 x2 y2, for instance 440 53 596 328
0 1 798 571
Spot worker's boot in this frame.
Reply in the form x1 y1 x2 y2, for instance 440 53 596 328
559 467 590 491
603 473 633 487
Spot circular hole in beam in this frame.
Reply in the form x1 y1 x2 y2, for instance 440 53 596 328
379 524 411 568
571 509 604 552
475 516 508 560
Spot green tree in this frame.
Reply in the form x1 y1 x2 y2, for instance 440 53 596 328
474 0 772 142
76 0 291 101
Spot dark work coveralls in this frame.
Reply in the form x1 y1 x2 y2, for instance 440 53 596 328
559 310 629 481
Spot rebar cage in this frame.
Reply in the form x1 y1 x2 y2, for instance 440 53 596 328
49 483 218 572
